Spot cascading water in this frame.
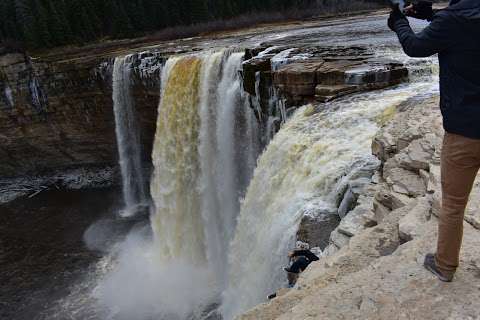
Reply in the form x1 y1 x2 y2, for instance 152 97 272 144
112 55 149 217
97 50 261 319
220 79 438 319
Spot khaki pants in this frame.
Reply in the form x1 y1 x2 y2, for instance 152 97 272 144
436 133 480 275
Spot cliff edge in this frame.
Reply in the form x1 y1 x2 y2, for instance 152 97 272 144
238 96 480 320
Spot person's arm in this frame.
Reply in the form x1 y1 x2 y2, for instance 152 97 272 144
306 250 319 261
389 10 458 58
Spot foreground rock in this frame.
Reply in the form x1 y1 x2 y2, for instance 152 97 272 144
238 96 480 320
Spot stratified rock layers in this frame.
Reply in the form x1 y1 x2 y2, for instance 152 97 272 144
0 52 162 177
0 46 408 178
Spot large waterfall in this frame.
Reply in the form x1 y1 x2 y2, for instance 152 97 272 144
146 50 260 317
112 55 149 217
220 80 437 319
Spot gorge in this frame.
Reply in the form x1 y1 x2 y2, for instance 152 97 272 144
1 11 456 320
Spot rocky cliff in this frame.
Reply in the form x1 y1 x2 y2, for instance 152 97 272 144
0 51 163 178
238 96 480 320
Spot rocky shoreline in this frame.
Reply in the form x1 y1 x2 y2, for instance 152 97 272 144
237 95 480 320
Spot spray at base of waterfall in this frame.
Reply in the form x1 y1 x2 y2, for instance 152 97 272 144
93 225 220 320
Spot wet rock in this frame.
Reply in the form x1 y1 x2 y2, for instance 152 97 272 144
315 84 358 102
273 58 407 106
242 45 409 122
242 55 273 96
274 60 325 98
338 187 357 219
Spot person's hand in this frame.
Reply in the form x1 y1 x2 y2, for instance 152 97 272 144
388 5 406 31
405 1 435 21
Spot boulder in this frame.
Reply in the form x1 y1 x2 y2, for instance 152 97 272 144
337 205 377 237
297 213 341 250
398 197 432 242
374 187 413 211
329 229 351 249
396 137 437 172
384 166 427 197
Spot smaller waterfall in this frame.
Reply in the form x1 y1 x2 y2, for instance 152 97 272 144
112 55 149 218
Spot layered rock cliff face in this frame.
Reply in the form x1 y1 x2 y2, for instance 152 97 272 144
243 46 408 124
238 96 480 320
0 46 409 181
0 52 162 178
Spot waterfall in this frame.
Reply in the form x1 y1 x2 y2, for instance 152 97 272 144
146 50 260 317
112 55 149 218
220 80 438 319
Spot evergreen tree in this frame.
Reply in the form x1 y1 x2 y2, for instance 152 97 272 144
1 0 386 50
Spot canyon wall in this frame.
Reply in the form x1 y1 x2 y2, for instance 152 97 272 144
0 52 162 178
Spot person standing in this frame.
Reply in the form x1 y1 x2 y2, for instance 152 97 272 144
388 0 480 282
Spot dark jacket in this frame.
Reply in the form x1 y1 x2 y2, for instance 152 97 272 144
392 0 480 139
291 249 319 262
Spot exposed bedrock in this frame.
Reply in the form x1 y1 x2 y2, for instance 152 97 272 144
243 45 409 119
1 43 408 179
0 52 163 178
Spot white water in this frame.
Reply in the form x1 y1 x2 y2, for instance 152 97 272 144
149 50 259 273
93 51 261 320
112 55 149 217
221 80 438 319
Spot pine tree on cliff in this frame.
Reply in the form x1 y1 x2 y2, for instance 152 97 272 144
13 0 33 46
125 0 147 32
49 0 74 44
106 0 134 38
67 0 102 42
34 0 53 47
188 0 209 23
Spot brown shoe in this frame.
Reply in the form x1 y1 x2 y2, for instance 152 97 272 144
424 254 454 282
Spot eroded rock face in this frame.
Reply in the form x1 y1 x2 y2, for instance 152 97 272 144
0 52 163 178
243 46 408 120
238 96 480 320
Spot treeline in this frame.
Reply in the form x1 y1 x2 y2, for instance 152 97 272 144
0 0 385 50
